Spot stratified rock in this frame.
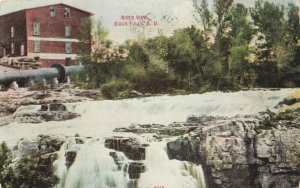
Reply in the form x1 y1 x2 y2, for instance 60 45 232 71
105 137 147 160
13 111 80 123
127 162 146 179
16 134 67 159
187 114 220 123
114 122 201 136
166 114 300 188
65 151 77 168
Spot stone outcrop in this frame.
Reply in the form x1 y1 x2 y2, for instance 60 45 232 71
114 122 202 137
105 137 148 160
0 86 101 119
14 134 67 167
12 103 80 123
0 86 104 125
166 112 300 188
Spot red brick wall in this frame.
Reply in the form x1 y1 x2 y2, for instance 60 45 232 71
0 4 92 67
26 4 91 39
0 10 27 57
27 40 79 54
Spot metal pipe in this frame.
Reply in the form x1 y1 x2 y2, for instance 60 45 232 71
0 64 84 85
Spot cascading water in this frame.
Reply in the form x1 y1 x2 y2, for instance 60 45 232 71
53 138 207 188
0 89 296 188
139 142 206 188
62 141 127 188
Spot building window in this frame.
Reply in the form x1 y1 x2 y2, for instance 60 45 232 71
65 42 72 53
20 44 25 56
64 7 71 18
33 22 40 35
50 6 55 17
65 57 72 66
11 26 14 38
11 43 15 54
34 40 40 53
3 48 6 57
65 26 71 37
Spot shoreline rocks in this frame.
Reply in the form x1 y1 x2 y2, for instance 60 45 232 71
166 113 300 188
0 86 103 125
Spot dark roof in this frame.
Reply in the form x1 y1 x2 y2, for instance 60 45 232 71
0 3 94 17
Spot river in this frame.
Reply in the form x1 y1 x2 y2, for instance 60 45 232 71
0 89 295 188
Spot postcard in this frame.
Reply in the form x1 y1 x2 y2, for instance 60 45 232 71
0 0 299 188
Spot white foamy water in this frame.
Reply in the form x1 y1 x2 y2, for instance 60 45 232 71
0 89 296 188
139 142 206 188
0 89 295 144
53 138 206 188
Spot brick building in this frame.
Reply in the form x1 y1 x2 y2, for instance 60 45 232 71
0 3 93 67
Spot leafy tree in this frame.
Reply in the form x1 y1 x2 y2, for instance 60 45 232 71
227 4 256 89
166 27 206 88
251 0 285 47
212 0 234 77
76 20 128 89
287 4 300 45
0 142 14 187
213 0 234 36
0 142 59 188
250 0 296 87
77 18 93 64
10 156 59 188
193 0 213 32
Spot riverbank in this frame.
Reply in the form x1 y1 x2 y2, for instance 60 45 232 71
0 85 103 126
0 87 299 188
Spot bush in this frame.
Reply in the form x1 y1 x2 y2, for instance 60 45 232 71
125 63 175 93
10 157 59 188
0 142 13 187
101 78 132 99
143 64 175 93
0 142 59 188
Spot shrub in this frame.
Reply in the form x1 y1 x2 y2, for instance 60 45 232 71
101 78 132 99
11 156 59 188
0 142 59 188
0 142 13 187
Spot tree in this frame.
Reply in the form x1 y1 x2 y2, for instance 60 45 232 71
0 142 13 187
250 0 295 87
227 4 256 89
251 0 285 47
193 0 213 32
77 18 93 64
76 20 128 89
213 0 234 37
165 26 214 89
212 0 234 78
287 4 300 45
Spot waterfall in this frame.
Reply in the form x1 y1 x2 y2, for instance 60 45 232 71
1 89 294 144
0 89 296 187
55 139 128 188
53 139 206 188
138 142 206 188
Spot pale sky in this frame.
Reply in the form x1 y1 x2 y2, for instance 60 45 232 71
0 0 299 43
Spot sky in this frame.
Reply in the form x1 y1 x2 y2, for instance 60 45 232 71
0 0 299 43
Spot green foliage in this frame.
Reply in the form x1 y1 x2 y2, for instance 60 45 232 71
0 142 59 188
251 0 285 46
101 78 132 99
0 142 13 187
9 157 59 188
193 0 213 31
77 18 93 64
75 1 300 98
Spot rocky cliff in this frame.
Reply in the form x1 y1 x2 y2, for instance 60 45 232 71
167 98 300 188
